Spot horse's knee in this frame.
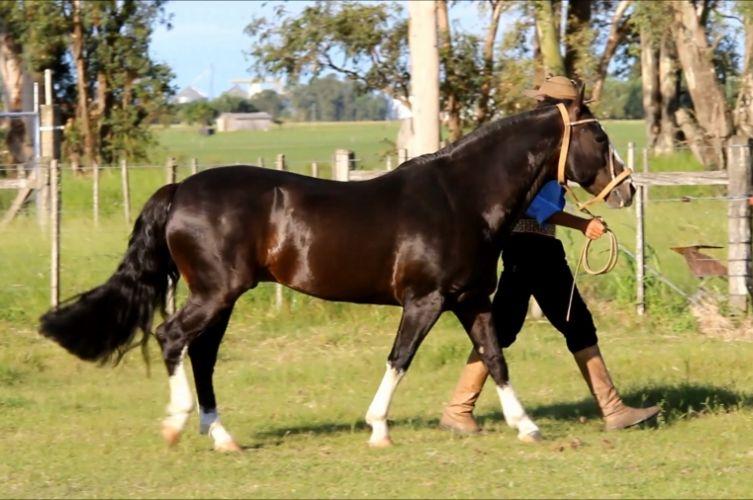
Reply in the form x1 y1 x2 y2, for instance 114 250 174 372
481 351 509 385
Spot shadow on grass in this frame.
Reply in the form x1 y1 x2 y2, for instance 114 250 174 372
517 383 753 425
247 383 753 445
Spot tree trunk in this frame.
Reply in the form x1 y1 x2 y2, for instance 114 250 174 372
71 0 95 166
733 17 753 139
474 0 504 124
591 0 630 102
563 0 590 77
640 28 661 150
671 0 731 168
656 34 679 154
436 0 461 142
534 1 565 76
0 30 33 168
675 108 719 168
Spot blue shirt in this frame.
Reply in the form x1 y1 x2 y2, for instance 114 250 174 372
525 180 565 225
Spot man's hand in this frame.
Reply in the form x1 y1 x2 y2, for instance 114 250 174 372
583 218 606 240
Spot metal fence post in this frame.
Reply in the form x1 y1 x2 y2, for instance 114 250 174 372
120 158 131 224
50 159 60 307
635 183 646 316
92 161 99 227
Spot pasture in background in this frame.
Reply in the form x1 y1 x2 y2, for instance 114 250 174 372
2 120 752 498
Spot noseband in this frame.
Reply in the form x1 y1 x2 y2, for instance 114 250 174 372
555 103 632 213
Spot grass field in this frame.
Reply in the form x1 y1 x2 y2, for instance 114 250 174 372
1 120 751 498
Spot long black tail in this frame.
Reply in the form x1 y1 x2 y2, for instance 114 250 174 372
39 183 179 363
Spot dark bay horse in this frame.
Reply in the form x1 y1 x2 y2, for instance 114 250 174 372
40 88 634 451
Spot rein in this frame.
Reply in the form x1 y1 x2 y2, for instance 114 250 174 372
554 103 631 321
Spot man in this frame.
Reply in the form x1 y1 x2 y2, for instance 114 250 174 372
440 76 660 433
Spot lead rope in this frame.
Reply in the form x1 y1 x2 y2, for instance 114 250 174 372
554 103 624 322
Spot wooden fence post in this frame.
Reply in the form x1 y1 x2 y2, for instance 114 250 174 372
333 149 352 181
191 157 198 175
635 183 646 316
727 138 752 314
275 154 287 172
165 156 177 185
50 159 60 307
398 148 408 165
92 161 99 226
258 156 265 168
386 156 393 171
311 161 318 178
120 158 131 224
274 154 286 309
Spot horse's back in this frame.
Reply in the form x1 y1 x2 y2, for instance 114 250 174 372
166 165 421 304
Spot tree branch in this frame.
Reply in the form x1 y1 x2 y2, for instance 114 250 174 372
591 0 631 102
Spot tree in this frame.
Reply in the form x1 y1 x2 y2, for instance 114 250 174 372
246 2 410 107
249 89 286 119
0 1 70 168
212 94 257 114
534 1 565 76
633 0 750 168
247 1 508 142
288 75 388 122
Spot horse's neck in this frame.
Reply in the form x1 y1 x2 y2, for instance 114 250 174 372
440 113 563 237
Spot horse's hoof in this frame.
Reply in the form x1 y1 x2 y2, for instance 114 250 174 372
214 440 242 453
161 423 181 447
368 436 393 448
518 430 543 443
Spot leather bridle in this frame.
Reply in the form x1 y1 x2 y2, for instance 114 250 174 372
555 103 633 214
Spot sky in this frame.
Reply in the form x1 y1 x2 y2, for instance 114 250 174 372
150 0 505 98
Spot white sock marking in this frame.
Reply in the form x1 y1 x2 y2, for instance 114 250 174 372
365 363 404 444
164 351 194 432
198 407 236 447
497 384 540 439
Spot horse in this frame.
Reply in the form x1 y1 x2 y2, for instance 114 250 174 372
40 85 634 452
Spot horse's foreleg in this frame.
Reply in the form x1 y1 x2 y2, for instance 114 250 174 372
188 306 240 452
365 291 444 447
156 295 236 449
453 296 542 443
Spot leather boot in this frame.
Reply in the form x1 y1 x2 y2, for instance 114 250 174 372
573 345 660 431
440 350 489 434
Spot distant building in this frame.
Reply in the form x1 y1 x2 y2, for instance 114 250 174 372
215 112 274 132
173 86 207 104
222 84 248 99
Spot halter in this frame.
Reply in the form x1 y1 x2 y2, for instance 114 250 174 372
555 103 633 215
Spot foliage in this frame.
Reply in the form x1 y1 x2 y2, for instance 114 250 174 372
175 100 216 126
212 94 258 114
289 75 388 122
249 89 287 119
246 1 410 105
0 0 174 164
592 76 643 119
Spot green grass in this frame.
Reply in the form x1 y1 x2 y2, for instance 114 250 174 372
1 120 749 498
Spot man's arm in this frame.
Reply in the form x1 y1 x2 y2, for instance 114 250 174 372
547 212 606 240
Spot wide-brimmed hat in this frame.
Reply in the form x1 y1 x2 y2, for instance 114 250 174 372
523 75 578 100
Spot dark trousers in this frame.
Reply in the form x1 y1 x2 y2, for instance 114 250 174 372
492 232 598 353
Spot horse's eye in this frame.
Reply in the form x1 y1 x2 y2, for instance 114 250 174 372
595 133 607 143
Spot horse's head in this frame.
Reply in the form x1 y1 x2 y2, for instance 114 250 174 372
558 83 634 209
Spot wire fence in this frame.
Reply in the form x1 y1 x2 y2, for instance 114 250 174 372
1 140 750 324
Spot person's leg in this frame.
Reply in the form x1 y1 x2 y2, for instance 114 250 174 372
531 237 659 430
440 237 531 433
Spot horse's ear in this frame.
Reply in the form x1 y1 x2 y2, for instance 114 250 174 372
568 80 586 119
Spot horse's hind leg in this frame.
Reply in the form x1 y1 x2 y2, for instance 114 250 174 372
188 306 240 452
365 291 444 447
453 296 541 443
155 293 237 447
